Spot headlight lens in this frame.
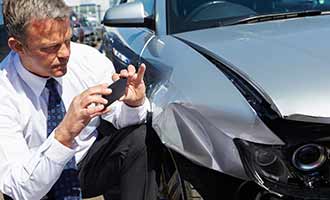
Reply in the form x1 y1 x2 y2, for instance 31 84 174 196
292 144 327 172
255 148 277 167
254 148 285 179
235 139 330 199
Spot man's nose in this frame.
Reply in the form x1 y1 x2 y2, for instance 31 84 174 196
57 43 70 59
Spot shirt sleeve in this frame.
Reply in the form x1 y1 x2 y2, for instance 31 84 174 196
102 98 151 129
0 94 75 200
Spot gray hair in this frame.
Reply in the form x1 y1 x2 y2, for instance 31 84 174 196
3 0 71 40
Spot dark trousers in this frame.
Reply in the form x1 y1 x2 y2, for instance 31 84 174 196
78 120 157 200
3 120 157 200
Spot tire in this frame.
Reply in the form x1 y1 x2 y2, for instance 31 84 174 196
171 151 245 200
157 147 191 200
145 124 192 200
183 181 203 200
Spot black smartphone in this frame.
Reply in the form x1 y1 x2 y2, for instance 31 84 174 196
102 78 127 107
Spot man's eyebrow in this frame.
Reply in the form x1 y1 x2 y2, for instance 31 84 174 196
41 37 71 47
40 42 61 48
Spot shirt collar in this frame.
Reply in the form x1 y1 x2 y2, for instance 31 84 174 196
14 53 63 97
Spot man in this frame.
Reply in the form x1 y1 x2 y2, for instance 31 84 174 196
0 0 155 199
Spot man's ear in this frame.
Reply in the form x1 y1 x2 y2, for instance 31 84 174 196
8 37 24 54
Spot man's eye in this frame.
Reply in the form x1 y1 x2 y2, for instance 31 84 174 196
41 45 60 52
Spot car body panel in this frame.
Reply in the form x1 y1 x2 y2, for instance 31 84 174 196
175 15 330 123
141 35 284 179
103 26 154 70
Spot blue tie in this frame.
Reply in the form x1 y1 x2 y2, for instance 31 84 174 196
46 78 81 200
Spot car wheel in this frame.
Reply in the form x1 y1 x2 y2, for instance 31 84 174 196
158 147 195 200
171 151 245 200
146 127 201 200
183 181 203 200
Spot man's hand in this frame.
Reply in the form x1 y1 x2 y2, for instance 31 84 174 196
113 63 146 107
55 83 112 147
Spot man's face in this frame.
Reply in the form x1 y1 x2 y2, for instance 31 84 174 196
18 18 72 78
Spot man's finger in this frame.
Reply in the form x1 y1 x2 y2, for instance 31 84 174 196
119 95 125 101
120 69 128 78
127 65 136 77
81 94 110 108
84 104 105 116
112 73 120 82
90 107 112 118
81 83 110 99
136 63 146 83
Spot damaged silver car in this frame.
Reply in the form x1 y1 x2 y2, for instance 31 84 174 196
102 0 330 199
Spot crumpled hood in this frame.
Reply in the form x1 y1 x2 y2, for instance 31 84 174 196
175 15 330 122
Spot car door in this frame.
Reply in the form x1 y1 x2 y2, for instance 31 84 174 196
103 0 155 72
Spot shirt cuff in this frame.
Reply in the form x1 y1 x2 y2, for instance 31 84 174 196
43 134 75 166
121 98 150 120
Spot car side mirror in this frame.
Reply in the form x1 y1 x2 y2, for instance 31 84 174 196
103 2 153 29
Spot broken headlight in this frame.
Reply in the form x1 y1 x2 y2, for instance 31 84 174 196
235 139 330 199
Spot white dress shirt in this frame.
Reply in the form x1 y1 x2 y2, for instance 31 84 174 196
0 42 149 200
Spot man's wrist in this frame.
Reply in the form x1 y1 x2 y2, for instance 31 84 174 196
54 127 75 148
124 96 146 108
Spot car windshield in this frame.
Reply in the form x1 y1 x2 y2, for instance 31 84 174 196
168 0 330 34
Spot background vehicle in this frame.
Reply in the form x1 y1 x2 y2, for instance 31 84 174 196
86 16 104 41
102 0 330 199
70 11 85 43
79 16 98 46
0 0 10 62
